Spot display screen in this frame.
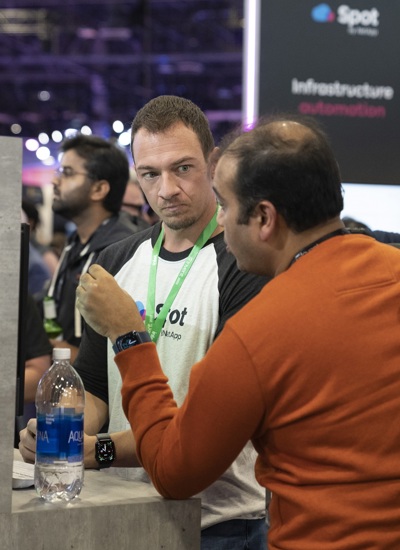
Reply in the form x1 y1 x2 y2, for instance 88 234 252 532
257 1 400 185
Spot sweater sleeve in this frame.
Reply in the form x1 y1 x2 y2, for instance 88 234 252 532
116 324 265 499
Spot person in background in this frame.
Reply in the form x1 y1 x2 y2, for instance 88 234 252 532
20 96 269 550
15 293 52 447
22 198 60 276
23 293 52 405
76 114 400 550
118 167 151 233
44 134 134 363
342 216 400 244
27 243 51 302
21 208 51 302
141 203 159 226
341 215 371 233
48 230 67 260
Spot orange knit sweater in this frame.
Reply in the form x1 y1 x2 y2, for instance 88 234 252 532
117 233 400 549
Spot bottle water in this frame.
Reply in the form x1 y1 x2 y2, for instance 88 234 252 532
43 297 63 340
34 347 85 502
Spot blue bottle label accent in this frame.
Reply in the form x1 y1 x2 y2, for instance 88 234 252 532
36 408 84 463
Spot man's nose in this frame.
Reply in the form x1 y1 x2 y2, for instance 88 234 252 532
158 173 179 199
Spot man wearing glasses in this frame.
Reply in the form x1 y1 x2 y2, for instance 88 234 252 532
45 134 134 363
118 167 153 233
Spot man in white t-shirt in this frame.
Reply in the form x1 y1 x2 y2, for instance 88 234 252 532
20 96 269 549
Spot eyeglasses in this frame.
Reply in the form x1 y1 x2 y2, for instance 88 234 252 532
54 166 89 179
122 202 144 212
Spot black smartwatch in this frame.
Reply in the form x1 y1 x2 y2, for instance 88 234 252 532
95 433 116 469
112 330 151 354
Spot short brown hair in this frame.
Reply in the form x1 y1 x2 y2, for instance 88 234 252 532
131 95 214 161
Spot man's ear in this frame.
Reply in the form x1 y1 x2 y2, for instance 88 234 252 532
91 180 110 202
209 147 221 179
255 201 276 241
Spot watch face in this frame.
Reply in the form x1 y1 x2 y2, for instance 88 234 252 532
95 440 116 465
114 331 151 354
120 333 140 350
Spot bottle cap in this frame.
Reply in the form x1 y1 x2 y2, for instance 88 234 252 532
53 348 71 360
43 298 57 319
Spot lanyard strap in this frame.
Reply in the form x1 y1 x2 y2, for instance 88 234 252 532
287 228 350 268
145 207 219 342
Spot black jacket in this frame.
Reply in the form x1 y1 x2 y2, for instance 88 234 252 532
49 215 134 347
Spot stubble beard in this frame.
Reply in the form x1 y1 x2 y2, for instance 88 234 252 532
163 216 198 231
53 199 89 220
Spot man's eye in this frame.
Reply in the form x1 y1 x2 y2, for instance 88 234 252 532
142 172 156 180
178 165 190 173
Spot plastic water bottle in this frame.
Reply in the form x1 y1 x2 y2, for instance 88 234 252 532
42 296 63 340
34 347 85 501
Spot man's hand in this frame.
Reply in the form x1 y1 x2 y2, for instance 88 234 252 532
19 418 37 464
76 264 145 342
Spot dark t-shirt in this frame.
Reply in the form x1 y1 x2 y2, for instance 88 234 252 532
26 293 52 360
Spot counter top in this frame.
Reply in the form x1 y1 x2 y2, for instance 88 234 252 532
12 464 167 512
9 450 201 550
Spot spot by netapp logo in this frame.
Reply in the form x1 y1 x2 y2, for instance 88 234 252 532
311 4 336 22
311 4 380 36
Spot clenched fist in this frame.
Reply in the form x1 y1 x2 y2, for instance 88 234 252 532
76 264 145 342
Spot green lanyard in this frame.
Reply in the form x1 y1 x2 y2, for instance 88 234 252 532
145 207 219 343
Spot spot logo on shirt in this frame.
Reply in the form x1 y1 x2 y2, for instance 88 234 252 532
311 3 335 22
136 300 146 321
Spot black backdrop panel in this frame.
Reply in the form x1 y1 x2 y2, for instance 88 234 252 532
258 1 400 184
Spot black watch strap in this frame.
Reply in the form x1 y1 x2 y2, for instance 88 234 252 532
112 330 151 354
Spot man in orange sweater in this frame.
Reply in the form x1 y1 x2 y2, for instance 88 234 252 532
77 115 400 550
